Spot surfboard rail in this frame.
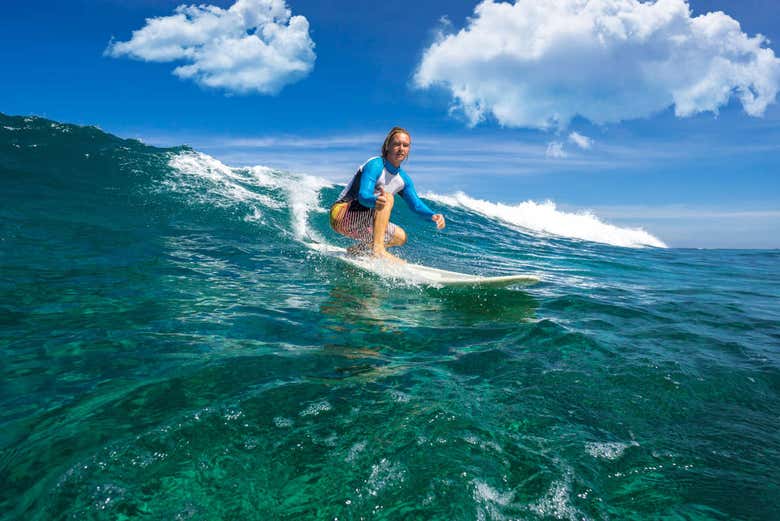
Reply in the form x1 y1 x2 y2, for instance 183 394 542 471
310 243 539 288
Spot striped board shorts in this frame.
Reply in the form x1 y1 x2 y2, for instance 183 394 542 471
329 200 397 244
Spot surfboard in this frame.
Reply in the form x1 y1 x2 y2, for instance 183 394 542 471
311 243 539 288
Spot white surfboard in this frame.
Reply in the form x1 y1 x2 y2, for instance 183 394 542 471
311 243 539 288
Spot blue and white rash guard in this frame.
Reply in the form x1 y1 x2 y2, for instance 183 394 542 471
336 157 436 219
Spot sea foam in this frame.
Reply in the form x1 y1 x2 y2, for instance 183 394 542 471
167 150 331 242
426 191 667 248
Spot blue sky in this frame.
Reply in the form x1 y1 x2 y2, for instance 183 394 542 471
2 0 779 248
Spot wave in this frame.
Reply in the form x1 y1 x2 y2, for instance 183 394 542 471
165 150 667 251
425 191 667 249
1 113 665 253
166 149 333 243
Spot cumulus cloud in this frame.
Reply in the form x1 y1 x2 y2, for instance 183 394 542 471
106 0 315 94
569 131 593 149
414 0 780 128
546 141 567 158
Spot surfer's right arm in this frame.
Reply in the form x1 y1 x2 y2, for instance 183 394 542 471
356 157 384 208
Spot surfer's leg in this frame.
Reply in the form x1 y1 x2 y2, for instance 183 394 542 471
371 192 393 254
386 226 406 248
329 202 349 236
371 193 404 262
344 225 402 257
331 202 376 257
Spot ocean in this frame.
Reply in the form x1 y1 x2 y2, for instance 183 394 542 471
1 113 778 520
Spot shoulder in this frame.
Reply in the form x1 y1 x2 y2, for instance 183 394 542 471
362 156 383 171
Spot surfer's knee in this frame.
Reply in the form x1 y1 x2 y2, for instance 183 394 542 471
389 227 406 247
397 227 407 245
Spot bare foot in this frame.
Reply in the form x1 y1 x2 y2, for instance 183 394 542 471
372 248 406 263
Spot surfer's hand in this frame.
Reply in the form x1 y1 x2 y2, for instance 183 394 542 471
432 214 446 230
375 188 390 210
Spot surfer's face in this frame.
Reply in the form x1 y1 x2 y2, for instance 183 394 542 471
386 133 411 167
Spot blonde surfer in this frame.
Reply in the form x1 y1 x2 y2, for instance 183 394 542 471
329 127 445 262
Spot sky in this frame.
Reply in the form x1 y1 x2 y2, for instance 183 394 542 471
2 0 779 248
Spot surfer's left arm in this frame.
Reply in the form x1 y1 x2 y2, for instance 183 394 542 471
431 213 446 230
398 173 446 229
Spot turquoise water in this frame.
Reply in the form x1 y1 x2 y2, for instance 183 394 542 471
1 114 779 520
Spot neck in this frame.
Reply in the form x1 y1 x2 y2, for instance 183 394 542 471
383 158 401 172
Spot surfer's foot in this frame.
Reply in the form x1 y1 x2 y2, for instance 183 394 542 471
347 243 371 256
372 247 406 263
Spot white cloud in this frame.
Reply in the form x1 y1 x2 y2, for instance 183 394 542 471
106 0 315 94
546 141 567 158
414 0 780 129
569 131 593 149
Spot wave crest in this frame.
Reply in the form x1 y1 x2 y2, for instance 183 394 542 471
167 150 332 241
426 191 667 248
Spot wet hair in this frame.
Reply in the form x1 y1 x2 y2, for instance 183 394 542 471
381 127 411 159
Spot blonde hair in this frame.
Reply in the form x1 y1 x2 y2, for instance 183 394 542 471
381 127 411 159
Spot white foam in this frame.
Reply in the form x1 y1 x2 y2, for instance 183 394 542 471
299 400 332 417
426 191 667 248
528 476 586 521
473 480 514 505
345 440 367 462
473 480 514 521
167 150 332 242
168 151 281 211
268 168 331 242
366 458 405 496
585 441 638 460
223 408 243 421
241 164 332 241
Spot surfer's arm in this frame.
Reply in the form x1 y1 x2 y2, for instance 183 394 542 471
398 173 436 220
432 213 446 229
357 157 384 208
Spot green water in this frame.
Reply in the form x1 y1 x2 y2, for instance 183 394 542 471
1 114 779 520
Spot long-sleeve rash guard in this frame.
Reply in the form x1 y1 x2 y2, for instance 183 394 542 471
336 157 436 219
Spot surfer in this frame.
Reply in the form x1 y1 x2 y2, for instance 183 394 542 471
329 127 445 262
